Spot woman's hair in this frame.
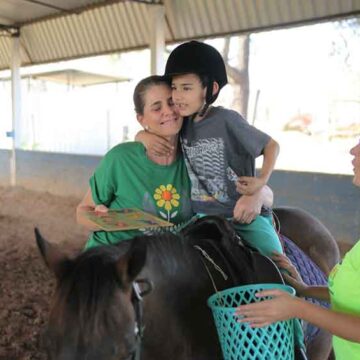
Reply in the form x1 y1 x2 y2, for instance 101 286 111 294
133 75 171 115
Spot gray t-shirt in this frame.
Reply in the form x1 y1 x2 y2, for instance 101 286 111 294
181 106 271 217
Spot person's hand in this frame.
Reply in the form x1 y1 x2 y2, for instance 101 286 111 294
139 131 174 157
233 194 262 223
271 252 308 295
237 176 265 195
235 289 299 327
94 204 109 213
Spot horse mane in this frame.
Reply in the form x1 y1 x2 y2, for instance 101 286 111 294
144 233 198 275
50 223 240 347
50 243 132 344
50 233 196 343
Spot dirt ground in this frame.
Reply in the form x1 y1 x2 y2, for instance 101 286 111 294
0 185 88 360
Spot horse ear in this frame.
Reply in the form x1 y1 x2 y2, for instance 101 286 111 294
116 238 147 287
34 227 70 280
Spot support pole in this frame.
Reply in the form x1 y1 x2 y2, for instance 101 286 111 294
149 5 165 75
10 32 21 186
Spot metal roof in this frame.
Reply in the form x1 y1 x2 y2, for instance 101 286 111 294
0 0 360 70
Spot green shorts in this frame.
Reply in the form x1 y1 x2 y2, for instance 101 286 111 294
231 215 283 257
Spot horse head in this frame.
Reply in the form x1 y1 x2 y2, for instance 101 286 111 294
35 228 147 360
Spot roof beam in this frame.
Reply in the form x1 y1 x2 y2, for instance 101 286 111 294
20 0 81 15
127 0 163 4
0 24 20 37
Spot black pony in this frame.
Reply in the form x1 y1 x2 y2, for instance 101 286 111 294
36 209 339 360
36 215 284 360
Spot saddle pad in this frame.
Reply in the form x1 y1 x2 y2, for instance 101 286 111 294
281 234 329 345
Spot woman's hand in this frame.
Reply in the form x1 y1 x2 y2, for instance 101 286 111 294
76 188 108 231
235 289 300 327
271 252 308 295
94 204 109 213
237 289 360 342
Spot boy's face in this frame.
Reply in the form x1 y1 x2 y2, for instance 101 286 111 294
171 73 206 117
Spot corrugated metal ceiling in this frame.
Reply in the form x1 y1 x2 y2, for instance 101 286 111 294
0 0 113 25
0 0 359 70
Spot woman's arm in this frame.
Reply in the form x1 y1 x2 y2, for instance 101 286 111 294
299 300 360 342
76 188 107 231
271 252 331 302
298 286 330 301
236 289 360 343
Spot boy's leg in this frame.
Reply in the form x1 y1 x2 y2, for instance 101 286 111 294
232 215 283 257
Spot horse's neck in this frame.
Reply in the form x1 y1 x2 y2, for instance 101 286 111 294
141 242 223 359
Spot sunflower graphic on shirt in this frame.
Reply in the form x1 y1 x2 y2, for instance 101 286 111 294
153 184 180 221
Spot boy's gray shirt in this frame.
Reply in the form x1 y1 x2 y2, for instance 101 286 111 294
181 106 271 218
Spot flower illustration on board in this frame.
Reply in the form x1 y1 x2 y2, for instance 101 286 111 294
153 184 180 221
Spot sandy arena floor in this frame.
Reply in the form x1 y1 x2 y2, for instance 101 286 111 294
0 186 88 360
0 185 352 360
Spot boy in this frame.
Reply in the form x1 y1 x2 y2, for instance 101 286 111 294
137 41 281 257
137 44 306 356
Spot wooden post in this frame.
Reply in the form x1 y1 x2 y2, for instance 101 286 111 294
10 32 21 186
149 5 165 75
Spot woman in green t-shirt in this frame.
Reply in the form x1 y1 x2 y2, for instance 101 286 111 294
236 140 360 360
77 75 193 247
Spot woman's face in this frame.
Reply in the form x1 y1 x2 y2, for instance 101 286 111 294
137 84 182 137
350 141 360 187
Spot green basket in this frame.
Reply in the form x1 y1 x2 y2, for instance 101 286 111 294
208 283 295 360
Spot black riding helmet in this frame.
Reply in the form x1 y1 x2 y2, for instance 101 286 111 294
165 41 228 108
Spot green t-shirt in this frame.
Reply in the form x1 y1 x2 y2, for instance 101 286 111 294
328 240 360 360
85 142 192 248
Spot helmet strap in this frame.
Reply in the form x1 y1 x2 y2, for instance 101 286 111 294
196 77 213 118
198 103 209 118
206 77 214 102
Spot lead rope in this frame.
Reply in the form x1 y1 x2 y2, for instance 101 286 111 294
132 282 144 360
270 209 287 253
131 279 153 360
271 208 281 236
193 245 228 307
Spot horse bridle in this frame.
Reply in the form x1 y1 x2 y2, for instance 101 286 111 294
128 278 153 360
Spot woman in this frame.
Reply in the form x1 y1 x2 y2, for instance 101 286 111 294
77 75 274 248
236 141 360 359
76 76 193 248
